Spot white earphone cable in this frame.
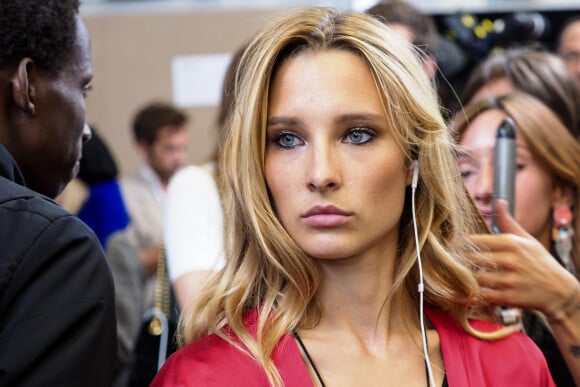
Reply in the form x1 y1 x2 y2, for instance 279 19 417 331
411 161 436 387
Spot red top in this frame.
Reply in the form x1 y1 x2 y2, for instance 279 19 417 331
425 307 555 387
151 307 555 386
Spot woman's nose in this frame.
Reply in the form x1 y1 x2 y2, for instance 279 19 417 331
473 162 493 203
307 144 342 193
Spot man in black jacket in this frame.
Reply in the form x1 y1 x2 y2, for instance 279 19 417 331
0 1 117 386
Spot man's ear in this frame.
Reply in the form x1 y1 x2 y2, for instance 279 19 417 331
11 58 36 115
137 141 151 159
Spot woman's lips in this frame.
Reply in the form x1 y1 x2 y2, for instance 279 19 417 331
478 208 493 228
301 205 352 227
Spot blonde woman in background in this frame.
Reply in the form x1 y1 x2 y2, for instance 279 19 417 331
153 8 554 387
452 92 580 386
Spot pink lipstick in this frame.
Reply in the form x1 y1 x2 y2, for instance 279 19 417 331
301 205 352 227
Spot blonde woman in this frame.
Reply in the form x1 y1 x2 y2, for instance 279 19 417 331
153 8 554 387
452 92 580 386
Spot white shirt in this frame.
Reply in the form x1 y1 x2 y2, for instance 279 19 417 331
121 163 166 251
163 163 225 282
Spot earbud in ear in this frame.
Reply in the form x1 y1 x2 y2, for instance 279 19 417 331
411 160 419 189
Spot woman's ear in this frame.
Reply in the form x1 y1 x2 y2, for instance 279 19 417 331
552 183 575 209
11 58 36 115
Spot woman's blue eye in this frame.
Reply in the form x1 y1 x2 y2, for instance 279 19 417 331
345 129 373 144
274 132 303 148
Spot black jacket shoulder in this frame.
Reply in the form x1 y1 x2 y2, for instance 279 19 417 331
0 174 73 222
0 175 118 387
0 175 100 290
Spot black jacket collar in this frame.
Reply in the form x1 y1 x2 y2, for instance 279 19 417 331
0 144 26 187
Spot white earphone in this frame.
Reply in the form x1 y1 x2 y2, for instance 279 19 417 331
412 160 419 189
410 160 436 387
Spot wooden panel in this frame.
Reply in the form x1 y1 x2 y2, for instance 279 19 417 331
82 8 283 177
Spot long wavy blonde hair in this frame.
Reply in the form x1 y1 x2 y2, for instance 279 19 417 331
452 92 580 277
180 8 502 386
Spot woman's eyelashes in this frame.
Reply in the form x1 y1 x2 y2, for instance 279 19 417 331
272 131 304 149
457 157 477 180
343 127 375 145
270 127 377 149
460 168 475 179
458 163 525 180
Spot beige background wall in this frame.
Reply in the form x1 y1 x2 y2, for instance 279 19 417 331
82 7 285 178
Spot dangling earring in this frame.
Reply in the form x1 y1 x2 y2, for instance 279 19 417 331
552 206 575 274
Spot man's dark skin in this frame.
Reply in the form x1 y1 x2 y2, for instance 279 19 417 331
0 2 118 385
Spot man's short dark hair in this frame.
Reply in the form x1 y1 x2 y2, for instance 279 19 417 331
132 102 188 146
366 0 438 57
0 0 80 75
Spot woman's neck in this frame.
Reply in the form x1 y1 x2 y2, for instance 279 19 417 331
314 252 418 344
296 261 434 387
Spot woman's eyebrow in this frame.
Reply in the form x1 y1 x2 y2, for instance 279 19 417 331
267 116 299 127
267 113 384 129
456 148 476 161
334 113 384 124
